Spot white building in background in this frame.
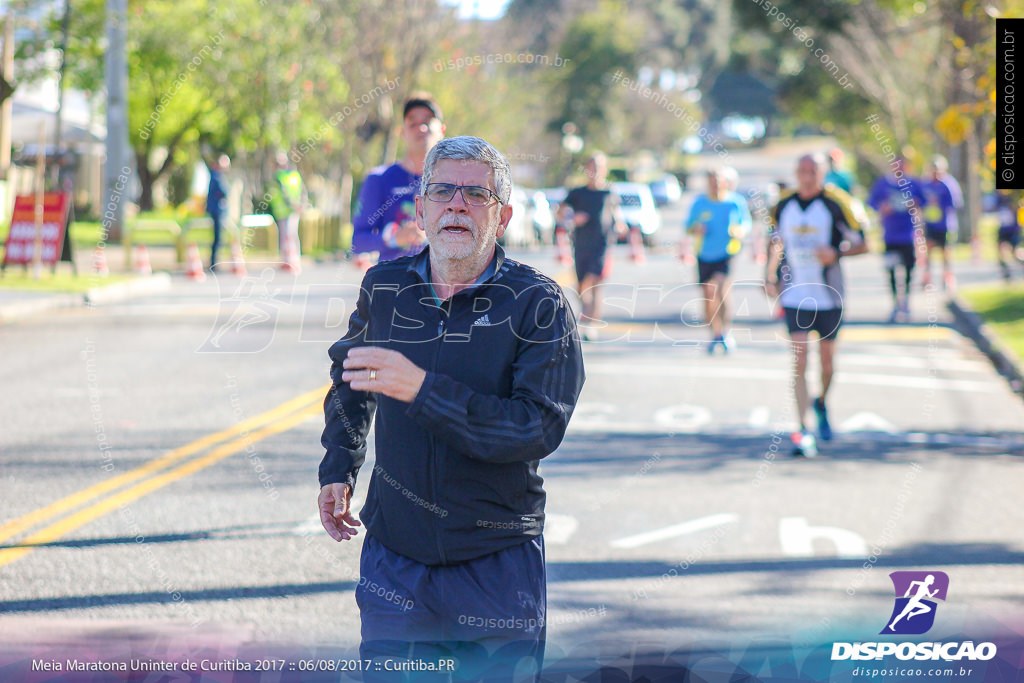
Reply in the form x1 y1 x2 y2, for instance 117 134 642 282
3 72 107 221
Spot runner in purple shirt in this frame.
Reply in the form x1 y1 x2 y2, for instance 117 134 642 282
867 158 926 322
351 94 446 263
920 155 963 290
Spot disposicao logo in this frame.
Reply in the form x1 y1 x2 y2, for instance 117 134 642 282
881 570 949 635
831 571 997 663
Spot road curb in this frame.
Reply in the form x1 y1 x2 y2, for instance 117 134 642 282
84 272 172 306
0 292 83 325
0 272 173 324
947 293 1024 395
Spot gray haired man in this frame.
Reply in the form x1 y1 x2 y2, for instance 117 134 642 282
319 136 585 680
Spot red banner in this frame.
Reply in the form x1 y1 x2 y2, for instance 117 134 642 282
2 193 72 266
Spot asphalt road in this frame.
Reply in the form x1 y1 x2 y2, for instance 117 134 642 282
2 144 1023 679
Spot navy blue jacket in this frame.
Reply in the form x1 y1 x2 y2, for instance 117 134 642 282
320 245 585 565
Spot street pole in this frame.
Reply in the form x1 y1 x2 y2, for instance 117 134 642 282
0 15 13 182
53 0 70 188
103 0 129 243
33 121 45 279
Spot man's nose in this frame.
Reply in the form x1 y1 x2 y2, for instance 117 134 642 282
446 189 470 212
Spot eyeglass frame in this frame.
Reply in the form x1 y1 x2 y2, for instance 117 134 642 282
423 182 505 207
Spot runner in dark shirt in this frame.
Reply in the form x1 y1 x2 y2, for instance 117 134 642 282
556 153 625 338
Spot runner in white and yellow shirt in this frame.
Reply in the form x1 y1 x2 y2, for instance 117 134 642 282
766 154 868 457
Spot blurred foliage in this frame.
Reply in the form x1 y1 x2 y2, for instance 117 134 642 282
13 0 1001 219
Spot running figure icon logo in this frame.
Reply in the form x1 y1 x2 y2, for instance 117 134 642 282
880 571 949 635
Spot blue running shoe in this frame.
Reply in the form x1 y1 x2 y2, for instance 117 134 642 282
814 397 832 441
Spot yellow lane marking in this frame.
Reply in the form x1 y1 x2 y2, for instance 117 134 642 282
0 402 324 569
0 384 329 547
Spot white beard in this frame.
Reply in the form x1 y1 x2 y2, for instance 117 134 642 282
428 211 499 262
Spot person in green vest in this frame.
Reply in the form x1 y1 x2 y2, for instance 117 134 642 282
269 152 306 256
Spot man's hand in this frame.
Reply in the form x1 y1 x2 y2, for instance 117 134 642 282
690 223 706 236
319 483 360 542
572 211 590 227
342 347 427 403
395 221 425 248
816 246 839 266
764 279 779 299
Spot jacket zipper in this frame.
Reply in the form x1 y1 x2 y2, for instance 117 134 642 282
428 302 449 564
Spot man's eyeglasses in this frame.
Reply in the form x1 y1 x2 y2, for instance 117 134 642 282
424 183 502 206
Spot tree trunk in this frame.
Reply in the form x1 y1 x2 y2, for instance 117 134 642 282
339 133 354 229
964 121 983 252
135 149 154 211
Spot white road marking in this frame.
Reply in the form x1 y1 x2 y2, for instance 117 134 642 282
585 363 1000 393
653 404 712 432
292 514 324 536
571 402 618 426
779 517 867 558
610 513 738 549
544 513 579 545
839 353 988 373
842 343 966 359
748 406 771 428
839 412 899 434
292 493 364 536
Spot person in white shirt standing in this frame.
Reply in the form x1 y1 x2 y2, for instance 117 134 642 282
766 154 868 457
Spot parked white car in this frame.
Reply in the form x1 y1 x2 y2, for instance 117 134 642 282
611 182 661 246
649 174 683 207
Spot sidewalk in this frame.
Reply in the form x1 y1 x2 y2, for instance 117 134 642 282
0 243 179 324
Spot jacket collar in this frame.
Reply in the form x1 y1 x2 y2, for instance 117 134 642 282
409 244 505 287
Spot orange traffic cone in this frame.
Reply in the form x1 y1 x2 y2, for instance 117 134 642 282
92 246 109 277
230 241 247 277
185 242 207 282
628 226 647 265
281 233 301 273
555 226 572 265
133 244 152 275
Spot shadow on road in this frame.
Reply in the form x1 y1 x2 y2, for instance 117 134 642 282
0 578 358 614
548 429 1023 478
1 541 1018 615
548 541 1024 583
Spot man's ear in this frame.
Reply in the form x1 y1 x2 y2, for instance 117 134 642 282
495 203 514 239
415 195 425 230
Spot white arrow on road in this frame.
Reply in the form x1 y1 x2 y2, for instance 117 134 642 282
840 412 898 434
610 513 738 549
779 517 867 558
